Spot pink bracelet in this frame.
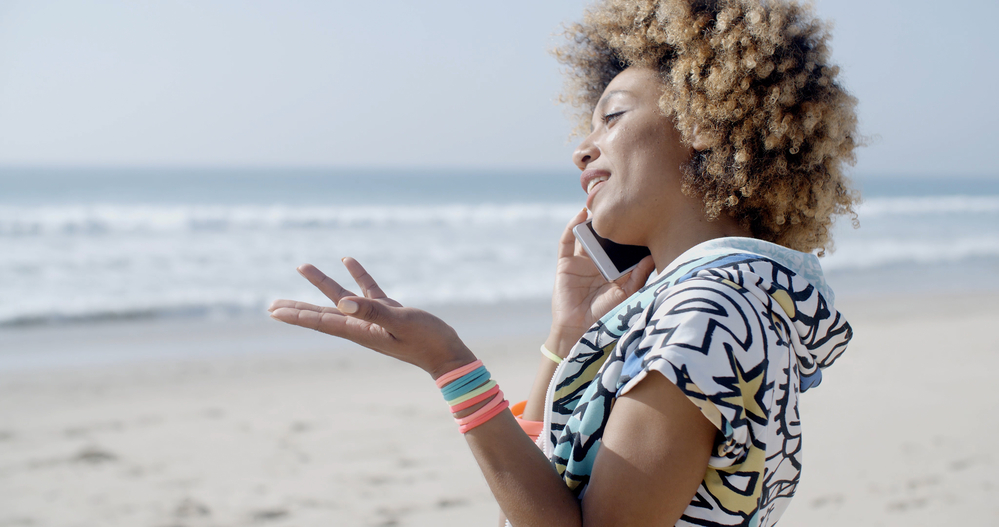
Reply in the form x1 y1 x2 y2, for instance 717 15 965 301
458 399 510 434
510 400 544 439
436 359 508 434
454 392 506 426
450 385 501 413
435 360 483 388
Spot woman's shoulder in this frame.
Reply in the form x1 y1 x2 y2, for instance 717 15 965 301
617 272 778 392
624 248 851 392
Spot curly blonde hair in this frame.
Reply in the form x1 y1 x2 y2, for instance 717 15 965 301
555 0 860 254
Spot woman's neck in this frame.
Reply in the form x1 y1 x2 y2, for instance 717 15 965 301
646 204 752 274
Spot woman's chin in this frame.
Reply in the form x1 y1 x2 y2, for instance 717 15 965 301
592 213 647 247
591 216 622 244
589 214 609 238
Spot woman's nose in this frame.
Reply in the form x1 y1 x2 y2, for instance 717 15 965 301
573 134 599 170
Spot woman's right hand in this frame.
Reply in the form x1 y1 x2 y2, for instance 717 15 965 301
545 208 655 357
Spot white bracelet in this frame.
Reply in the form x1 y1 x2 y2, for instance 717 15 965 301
540 344 563 365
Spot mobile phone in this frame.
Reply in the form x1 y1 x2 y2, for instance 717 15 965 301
572 219 651 282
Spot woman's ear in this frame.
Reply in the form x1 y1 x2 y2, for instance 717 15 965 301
690 124 710 151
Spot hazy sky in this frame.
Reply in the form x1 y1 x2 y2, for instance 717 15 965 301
0 0 995 176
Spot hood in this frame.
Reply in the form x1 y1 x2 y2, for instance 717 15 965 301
662 237 853 392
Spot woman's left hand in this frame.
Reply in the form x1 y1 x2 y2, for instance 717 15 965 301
268 258 476 379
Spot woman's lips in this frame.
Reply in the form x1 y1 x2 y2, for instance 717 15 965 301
580 169 610 209
585 179 606 210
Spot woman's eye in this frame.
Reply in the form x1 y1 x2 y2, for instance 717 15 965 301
602 111 624 124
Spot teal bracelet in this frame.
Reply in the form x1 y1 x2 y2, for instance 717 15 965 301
446 380 498 406
440 367 490 400
442 369 489 399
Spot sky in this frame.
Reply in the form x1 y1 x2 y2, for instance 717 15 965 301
0 0 995 176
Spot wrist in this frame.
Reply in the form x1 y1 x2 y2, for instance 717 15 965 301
435 359 509 434
544 330 578 359
427 344 478 381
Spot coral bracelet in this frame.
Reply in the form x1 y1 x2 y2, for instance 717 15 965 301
437 360 509 434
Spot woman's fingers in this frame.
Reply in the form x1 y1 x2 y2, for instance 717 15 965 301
297 263 357 304
270 305 393 349
574 235 588 258
616 255 656 294
268 299 340 314
341 257 389 300
558 208 590 259
270 306 328 330
336 296 405 334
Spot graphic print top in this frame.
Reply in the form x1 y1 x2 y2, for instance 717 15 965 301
540 237 852 527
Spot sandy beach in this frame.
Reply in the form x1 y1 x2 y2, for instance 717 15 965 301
1 293 997 526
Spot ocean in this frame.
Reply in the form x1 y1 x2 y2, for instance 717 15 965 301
2 168 998 327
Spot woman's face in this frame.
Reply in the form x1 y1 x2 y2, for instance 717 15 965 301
574 67 695 247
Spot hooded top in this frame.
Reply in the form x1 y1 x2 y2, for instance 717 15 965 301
538 237 852 527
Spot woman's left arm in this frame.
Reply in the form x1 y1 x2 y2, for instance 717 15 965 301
270 259 715 526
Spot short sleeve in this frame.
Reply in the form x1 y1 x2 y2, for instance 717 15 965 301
615 277 772 469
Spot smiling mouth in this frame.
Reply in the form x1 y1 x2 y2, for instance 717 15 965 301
586 176 608 194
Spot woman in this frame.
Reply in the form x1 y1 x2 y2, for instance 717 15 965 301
269 0 859 525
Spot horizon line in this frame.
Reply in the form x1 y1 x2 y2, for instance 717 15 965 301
0 165 996 180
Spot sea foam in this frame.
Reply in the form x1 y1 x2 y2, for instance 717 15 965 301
2 193 997 326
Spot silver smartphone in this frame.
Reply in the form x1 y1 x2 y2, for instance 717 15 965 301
572 219 652 282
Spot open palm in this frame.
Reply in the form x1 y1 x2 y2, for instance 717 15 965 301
268 258 474 377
